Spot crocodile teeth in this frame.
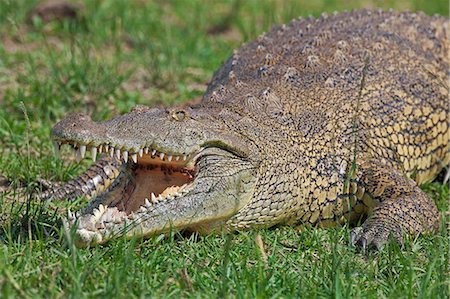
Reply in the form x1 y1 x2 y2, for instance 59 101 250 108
151 192 157 203
145 198 151 207
91 147 98 162
67 208 74 220
158 194 163 201
68 141 194 166
76 146 85 162
80 145 86 158
93 208 102 220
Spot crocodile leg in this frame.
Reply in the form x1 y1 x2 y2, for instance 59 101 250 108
39 155 122 201
350 160 439 251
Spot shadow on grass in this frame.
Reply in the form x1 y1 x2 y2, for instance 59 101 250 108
0 189 62 245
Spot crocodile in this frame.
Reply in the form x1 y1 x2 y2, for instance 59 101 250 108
43 9 449 249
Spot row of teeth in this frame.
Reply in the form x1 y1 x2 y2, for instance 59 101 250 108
54 141 189 163
67 184 189 225
143 186 188 206
67 189 189 227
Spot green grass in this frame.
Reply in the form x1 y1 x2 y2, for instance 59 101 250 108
0 0 448 297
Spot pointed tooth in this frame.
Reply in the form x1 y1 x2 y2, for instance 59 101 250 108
167 155 172 162
175 156 180 161
158 194 163 201
116 148 121 160
109 147 114 158
151 192 157 203
159 152 165 160
152 149 157 156
99 204 107 213
145 198 151 207
98 144 103 153
105 144 109 152
68 209 73 219
123 150 128 163
76 148 83 162
79 145 86 159
138 149 143 157
93 208 102 219
91 147 98 162
131 153 137 163
144 147 149 154
73 142 77 148
183 155 187 161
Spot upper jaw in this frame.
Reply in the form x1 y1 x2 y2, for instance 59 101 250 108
51 107 252 165
54 137 200 164
51 108 209 162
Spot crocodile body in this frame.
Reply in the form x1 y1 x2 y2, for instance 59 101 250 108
45 10 449 248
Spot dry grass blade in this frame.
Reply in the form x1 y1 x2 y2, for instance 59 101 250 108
255 234 268 265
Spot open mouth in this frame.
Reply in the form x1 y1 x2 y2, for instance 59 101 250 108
54 140 200 224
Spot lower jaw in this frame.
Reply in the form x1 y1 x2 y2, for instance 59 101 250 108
93 162 194 216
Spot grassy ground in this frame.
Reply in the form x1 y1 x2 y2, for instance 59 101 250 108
0 0 448 298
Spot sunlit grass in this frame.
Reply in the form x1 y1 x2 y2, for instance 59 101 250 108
0 0 448 297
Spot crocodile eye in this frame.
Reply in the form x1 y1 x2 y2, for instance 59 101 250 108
172 110 187 121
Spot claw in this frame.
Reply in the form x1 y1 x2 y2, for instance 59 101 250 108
350 227 362 246
360 237 367 253
350 230 357 245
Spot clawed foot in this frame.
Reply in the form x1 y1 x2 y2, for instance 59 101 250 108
350 222 402 252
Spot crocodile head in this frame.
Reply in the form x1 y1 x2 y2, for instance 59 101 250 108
52 105 259 247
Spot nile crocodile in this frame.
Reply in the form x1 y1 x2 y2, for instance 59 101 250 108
43 9 449 249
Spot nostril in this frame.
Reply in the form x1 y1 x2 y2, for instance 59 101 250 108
131 105 151 113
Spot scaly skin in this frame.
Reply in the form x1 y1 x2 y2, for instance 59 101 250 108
45 10 449 249
40 156 122 201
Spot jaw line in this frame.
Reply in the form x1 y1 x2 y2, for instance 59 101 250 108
64 147 256 247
